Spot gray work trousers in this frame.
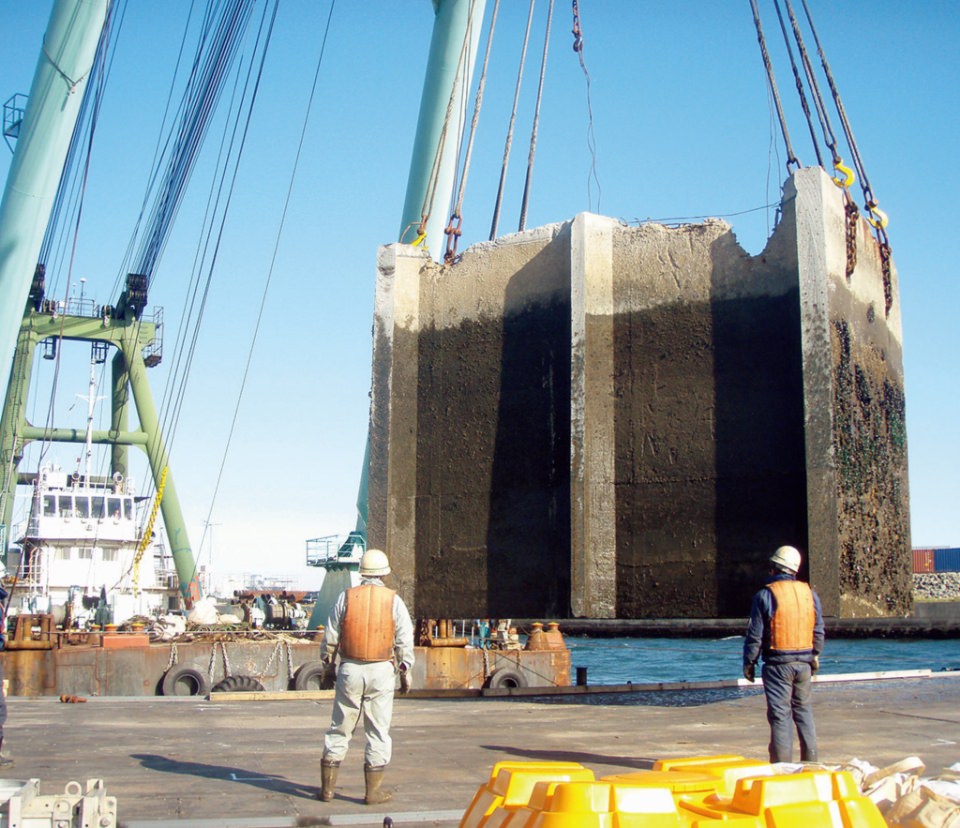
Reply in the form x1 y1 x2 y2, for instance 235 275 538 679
322 659 395 767
762 661 817 763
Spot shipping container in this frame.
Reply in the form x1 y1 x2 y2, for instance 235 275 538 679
912 548 935 573
933 547 960 573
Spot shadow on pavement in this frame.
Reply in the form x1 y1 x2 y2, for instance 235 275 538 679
131 753 317 800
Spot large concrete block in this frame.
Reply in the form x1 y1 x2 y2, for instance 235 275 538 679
368 168 911 619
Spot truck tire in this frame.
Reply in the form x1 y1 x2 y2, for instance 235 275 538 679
161 666 210 697
211 675 264 693
487 668 528 689
293 661 334 691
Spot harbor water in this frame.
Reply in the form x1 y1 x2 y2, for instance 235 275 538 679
566 636 960 686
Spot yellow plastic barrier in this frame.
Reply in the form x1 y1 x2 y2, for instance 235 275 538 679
458 757 887 828
460 762 595 828
654 757 776 797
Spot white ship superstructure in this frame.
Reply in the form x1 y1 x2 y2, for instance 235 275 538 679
6 464 179 625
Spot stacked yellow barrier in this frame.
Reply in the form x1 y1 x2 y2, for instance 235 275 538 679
460 762 595 828
458 755 887 828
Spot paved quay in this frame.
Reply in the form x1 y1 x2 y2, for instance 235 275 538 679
5 674 960 827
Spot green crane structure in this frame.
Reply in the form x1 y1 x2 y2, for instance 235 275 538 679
0 0 202 607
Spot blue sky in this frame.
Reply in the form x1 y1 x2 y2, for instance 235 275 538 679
1 1 957 590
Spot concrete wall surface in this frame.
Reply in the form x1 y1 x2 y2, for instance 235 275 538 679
368 168 910 620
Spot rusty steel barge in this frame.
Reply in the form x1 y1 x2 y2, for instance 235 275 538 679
1 615 570 697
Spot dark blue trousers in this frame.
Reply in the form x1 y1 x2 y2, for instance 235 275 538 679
762 661 817 762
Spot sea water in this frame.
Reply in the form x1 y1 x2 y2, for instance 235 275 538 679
566 636 960 686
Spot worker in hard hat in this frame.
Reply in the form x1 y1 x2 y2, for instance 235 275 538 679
318 548 414 805
742 545 824 763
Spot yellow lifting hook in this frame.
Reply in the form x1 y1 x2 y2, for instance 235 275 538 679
831 160 855 189
866 200 889 229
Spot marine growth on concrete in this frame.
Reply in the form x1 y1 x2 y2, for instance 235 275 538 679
368 168 910 621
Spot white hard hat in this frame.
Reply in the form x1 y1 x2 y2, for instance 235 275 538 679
359 548 390 577
770 545 802 574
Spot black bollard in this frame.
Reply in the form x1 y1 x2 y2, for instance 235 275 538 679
576 666 588 686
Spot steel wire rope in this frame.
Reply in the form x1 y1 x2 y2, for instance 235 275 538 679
517 0 554 232
160 0 289 590
442 0 500 264
571 0 600 213
628 200 781 226
109 0 206 302
134 1 258 501
771 0 822 168
489 0 536 241
62 3 262 564
176 0 288 574
154 55 251 469
781 0 840 172
748 0 800 174
143 2 252 445
135 4 254 281
148 55 263 558
108 22 261 589
406 0 480 247
137 4 244 281
763 81 783 240
799 0 885 231
781 0 859 279
110 3 249 544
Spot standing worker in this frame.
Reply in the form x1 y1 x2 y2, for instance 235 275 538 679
742 545 824 763
319 548 414 805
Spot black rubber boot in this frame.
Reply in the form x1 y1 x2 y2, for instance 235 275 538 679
363 763 392 805
318 758 339 802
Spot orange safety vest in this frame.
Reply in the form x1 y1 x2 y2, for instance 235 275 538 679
767 580 815 651
339 584 396 662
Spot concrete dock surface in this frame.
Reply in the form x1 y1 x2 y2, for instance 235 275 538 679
6 674 959 827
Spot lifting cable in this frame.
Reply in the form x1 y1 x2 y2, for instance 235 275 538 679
189 0 338 584
412 0 481 247
571 0 601 213
518 0 554 232
153 0 267 453
780 0 848 185
799 0 887 235
489 0 536 241
771 0 822 169
798 0 891 309
443 0 501 264
134 2 257 282
154 0 282 590
748 0 801 174
780 0 858 278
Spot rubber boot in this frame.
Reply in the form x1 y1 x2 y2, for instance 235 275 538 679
363 763 392 805
0 736 13 769
318 759 339 802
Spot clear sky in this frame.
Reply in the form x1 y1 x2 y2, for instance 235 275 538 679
1 1 957 591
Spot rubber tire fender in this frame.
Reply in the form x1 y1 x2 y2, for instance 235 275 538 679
161 666 210 697
293 661 335 691
211 675 265 693
487 668 528 689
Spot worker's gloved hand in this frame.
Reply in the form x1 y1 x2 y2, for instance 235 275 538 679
811 655 819 676
398 663 410 695
743 663 755 683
